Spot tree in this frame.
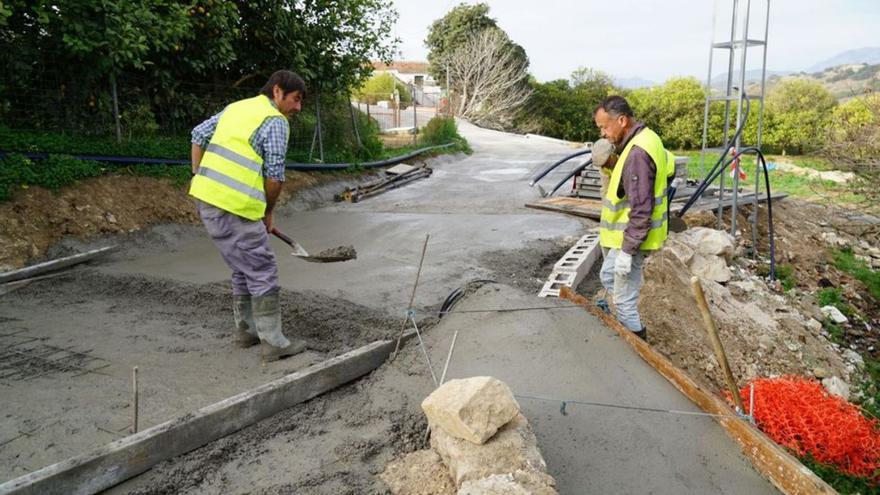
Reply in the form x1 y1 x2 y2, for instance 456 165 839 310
627 77 706 149
763 78 837 154
515 67 614 142
446 29 531 127
425 3 498 84
353 72 412 106
822 93 880 212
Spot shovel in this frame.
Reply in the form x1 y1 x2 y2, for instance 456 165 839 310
271 229 356 263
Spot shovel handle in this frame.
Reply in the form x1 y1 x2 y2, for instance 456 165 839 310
271 229 295 247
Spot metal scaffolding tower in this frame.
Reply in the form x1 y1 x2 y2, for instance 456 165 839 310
699 0 771 243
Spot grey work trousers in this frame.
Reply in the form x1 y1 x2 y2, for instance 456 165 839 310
599 247 645 332
197 201 279 297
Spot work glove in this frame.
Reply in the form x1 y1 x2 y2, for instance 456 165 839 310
614 250 632 278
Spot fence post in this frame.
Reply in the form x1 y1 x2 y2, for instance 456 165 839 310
349 95 363 149
316 89 324 162
110 73 122 143
412 84 417 146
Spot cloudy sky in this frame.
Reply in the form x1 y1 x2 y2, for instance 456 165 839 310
390 0 880 84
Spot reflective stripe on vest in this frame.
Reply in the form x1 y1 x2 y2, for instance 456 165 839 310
598 127 674 251
189 95 284 221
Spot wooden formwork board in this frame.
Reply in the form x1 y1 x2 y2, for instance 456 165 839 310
558 287 836 495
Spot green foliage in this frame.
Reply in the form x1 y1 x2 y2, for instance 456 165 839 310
764 79 836 154
420 116 470 152
817 287 858 320
354 73 413 106
627 77 706 149
0 152 194 201
775 264 796 291
799 455 877 495
832 247 880 301
516 68 614 142
0 127 190 158
0 0 399 133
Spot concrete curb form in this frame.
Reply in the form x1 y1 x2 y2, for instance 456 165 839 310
559 287 836 495
0 246 118 284
0 336 410 495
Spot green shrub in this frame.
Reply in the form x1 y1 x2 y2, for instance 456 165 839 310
33 155 103 190
420 116 469 152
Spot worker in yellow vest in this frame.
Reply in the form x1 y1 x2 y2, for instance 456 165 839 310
189 70 306 363
593 96 674 341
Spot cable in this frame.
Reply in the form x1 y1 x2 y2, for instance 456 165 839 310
679 92 752 216
514 394 746 421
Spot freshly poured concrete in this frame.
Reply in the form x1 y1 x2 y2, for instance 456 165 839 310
102 122 587 310
427 284 777 494
5 121 779 492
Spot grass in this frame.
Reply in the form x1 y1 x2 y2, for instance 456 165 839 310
799 456 878 494
676 150 866 206
832 247 880 300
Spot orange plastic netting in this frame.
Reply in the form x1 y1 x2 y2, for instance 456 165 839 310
735 376 880 482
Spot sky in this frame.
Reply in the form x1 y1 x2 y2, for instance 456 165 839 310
389 0 880 84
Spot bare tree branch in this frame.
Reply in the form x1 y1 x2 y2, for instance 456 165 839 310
447 29 532 128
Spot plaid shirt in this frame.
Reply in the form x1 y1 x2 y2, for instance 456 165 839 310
191 102 289 182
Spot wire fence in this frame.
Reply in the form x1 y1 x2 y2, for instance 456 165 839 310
0 58 447 163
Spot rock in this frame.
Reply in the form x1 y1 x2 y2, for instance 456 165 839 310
680 228 735 259
422 376 519 445
689 253 731 283
458 471 558 495
730 280 759 293
664 238 695 265
757 334 775 351
431 413 551 488
820 305 848 324
822 376 851 400
805 318 823 333
380 450 456 495
820 232 847 248
812 367 829 379
842 349 865 368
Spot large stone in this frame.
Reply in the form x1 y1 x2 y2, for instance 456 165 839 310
664 238 695 265
820 305 848 324
380 450 456 495
457 471 558 495
431 413 551 488
422 376 519 445
689 253 732 283
822 376 851 400
680 228 735 259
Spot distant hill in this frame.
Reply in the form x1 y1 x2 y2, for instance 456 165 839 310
806 47 880 73
750 63 880 100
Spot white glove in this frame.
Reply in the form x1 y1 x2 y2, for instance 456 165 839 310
614 251 632 278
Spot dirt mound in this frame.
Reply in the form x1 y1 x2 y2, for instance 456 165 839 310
0 170 340 271
638 198 880 396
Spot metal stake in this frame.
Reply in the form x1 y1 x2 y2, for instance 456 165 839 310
392 234 430 359
131 366 139 434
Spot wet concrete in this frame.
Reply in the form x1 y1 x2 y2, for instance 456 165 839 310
428 284 777 495
2 121 779 493
101 121 588 311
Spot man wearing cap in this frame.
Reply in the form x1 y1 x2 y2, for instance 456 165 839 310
189 70 307 363
593 95 675 341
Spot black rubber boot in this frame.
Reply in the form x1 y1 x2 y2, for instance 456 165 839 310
634 327 647 341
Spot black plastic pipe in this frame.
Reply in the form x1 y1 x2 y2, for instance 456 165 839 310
529 149 592 187
547 158 593 197
0 143 455 172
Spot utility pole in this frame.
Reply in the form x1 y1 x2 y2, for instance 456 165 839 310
446 63 451 118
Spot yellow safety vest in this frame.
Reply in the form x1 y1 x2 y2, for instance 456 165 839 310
599 127 675 251
189 95 285 220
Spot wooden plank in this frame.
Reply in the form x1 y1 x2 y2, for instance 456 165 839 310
525 197 602 219
558 287 837 495
0 335 413 495
0 246 118 284
386 164 415 175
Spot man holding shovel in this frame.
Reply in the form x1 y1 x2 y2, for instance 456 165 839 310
189 70 307 363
